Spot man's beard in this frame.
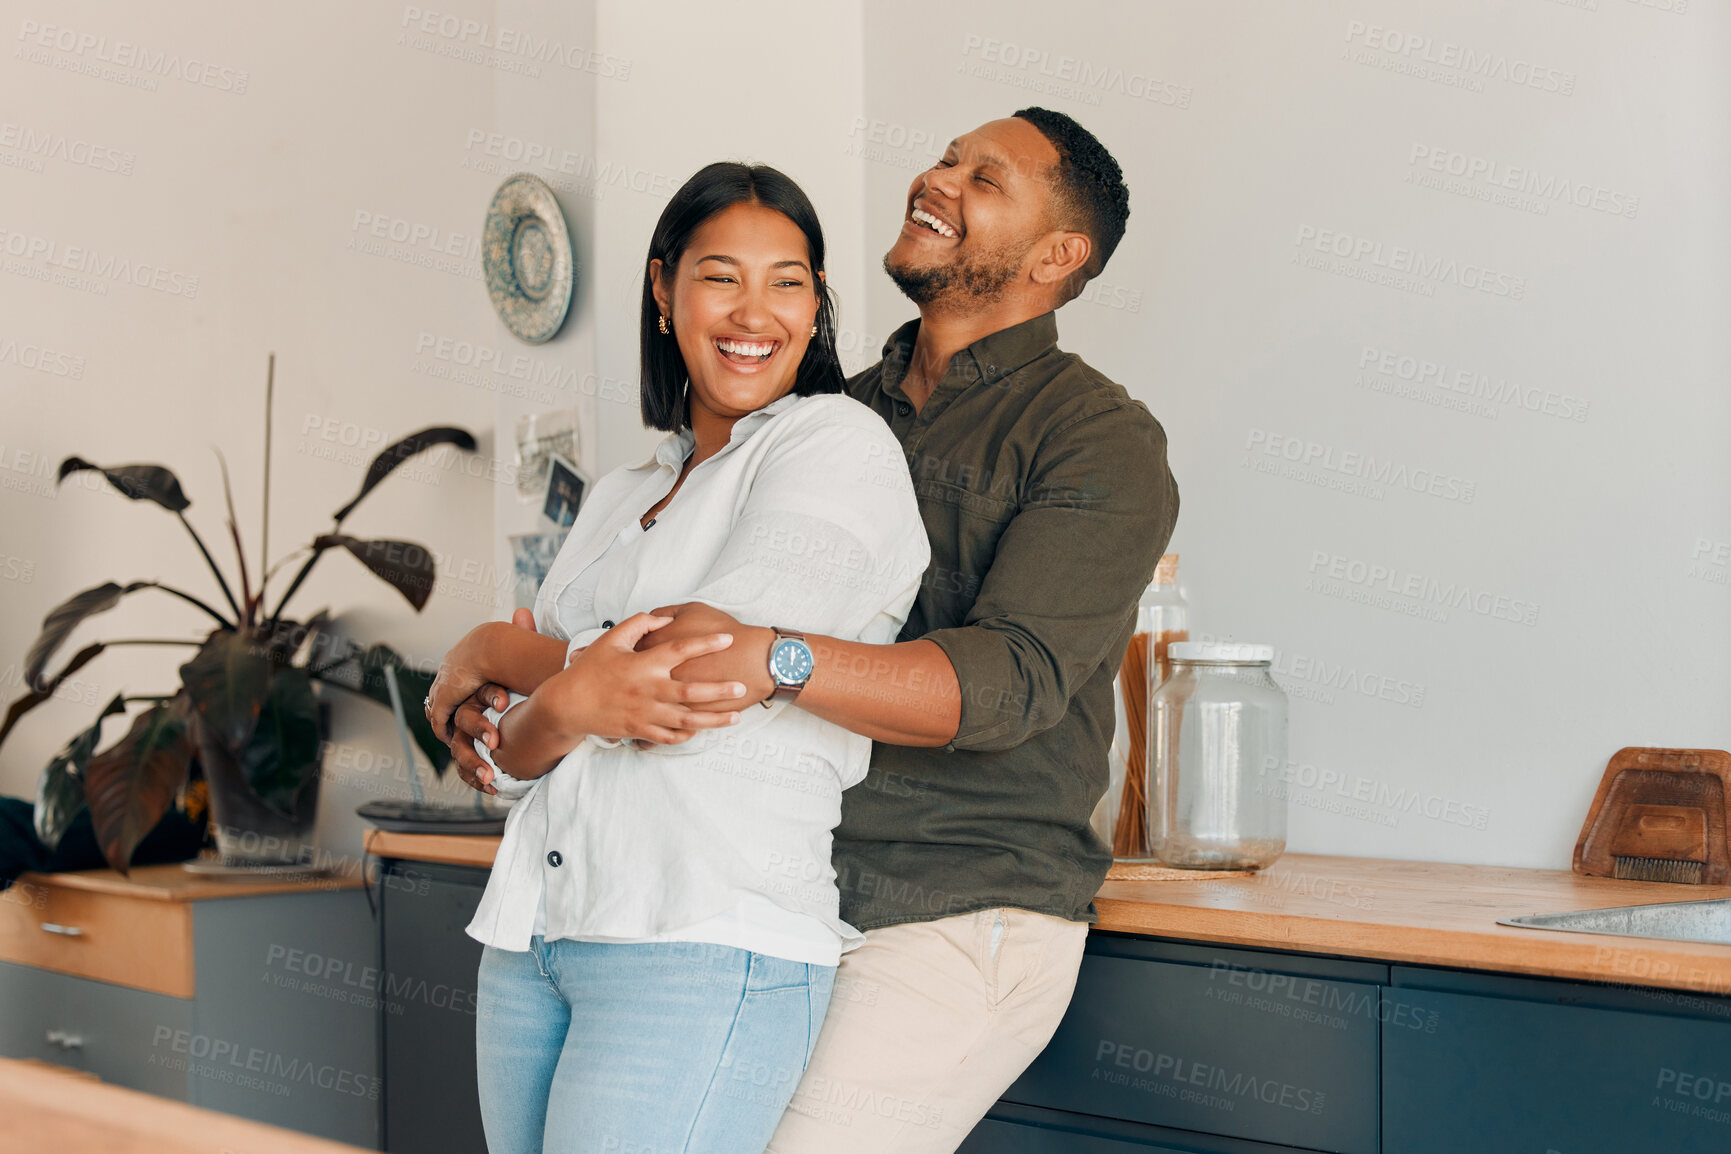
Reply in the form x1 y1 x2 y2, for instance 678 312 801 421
884 242 1024 309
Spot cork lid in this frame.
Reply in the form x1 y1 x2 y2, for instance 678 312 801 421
1154 553 1179 585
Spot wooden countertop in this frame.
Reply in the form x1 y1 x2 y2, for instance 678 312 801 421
363 828 498 869
361 832 1731 996
1095 854 1731 995
0 1058 374 1154
12 860 365 902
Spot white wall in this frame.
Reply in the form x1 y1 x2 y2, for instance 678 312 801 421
588 0 867 473
0 0 596 863
0 0 867 866
5 0 1726 874
856 0 1731 869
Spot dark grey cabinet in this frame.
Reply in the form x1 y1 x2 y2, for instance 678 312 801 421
1382 967 1731 1154
961 1102 1326 1153
962 1117 1191 1153
189 889 382 1144
378 858 489 1154
0 959 192 1098
358 861 1731 1154
0 881 378 1147
1003 935 1383 1154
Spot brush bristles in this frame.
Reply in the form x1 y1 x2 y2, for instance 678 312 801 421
1612 856 1705 885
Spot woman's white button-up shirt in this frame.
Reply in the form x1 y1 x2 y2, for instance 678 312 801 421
464 393 929 965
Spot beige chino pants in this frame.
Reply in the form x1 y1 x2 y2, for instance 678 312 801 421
765 907 1089 1154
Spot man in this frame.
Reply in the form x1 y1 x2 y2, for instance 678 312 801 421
442 107 1177 1152
652 108 1177 1152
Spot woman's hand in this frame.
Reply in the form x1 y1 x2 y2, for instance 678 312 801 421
642 602 775 710
449 684 511 795
544 613 747 745
450 613 749 791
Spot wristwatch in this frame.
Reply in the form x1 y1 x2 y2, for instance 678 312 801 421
764 627 815 705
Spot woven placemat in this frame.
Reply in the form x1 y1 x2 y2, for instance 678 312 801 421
1106 861 1258 881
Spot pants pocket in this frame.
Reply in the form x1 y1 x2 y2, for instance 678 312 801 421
745 952 814 993
987 909 1046 1009
804 964 836 1068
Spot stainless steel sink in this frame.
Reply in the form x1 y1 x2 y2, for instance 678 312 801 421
1498 897 1731 946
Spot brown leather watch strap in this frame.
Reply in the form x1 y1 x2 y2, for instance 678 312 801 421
769 627 810 704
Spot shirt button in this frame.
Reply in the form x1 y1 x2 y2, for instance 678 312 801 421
546 851 563 867
602 620 615 629
895 401 912 416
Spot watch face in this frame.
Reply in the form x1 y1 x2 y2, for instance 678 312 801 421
770 638 814 684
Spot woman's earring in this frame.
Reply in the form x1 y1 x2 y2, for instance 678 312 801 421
658 315 670 335
809 324 817 338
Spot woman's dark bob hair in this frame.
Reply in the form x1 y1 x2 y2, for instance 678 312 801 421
640 162 846 431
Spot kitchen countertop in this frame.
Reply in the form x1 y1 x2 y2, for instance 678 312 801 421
0 1057 374 1154
361 831 1731 995
10 860 365 901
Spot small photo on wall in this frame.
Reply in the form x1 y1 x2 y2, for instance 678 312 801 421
542 453 587 530
509 531 566 608
515 409 579 503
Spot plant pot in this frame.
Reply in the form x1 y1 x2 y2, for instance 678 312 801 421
195 714 326 868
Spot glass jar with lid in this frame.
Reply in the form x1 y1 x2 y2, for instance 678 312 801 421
1147 641 1288 870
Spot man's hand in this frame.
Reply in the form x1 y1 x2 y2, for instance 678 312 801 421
644 602 774 712
441 608 534 794
644 604 960 746
426 608 557 742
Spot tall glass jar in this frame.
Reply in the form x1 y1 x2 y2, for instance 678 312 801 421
1101 555 1187 861
1147 642 1288 870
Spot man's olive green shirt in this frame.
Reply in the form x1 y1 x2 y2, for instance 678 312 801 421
836 312 1179 931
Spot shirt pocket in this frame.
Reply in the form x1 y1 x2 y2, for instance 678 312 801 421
910 478 1015 626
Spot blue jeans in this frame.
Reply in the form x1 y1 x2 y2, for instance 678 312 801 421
476 937 835 1154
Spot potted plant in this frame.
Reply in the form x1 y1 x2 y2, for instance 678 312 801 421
0 359 476 872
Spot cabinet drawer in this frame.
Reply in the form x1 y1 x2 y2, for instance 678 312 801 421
962 1103 1314 1153
1383 984 1731 1154
961 1117 1201 1153
0 958 192 1098
0 879 193 996
1005 939 1381 1154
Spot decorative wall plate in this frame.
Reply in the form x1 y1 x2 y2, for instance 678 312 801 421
482 173 574 344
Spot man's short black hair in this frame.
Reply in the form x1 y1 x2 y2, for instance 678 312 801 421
1012 107 1130 295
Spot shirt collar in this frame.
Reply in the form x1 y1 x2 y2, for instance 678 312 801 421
880 311 1060 395
639 390 804 470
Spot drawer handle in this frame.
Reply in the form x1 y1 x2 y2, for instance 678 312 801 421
39 922 84 936
44 1030 85 1051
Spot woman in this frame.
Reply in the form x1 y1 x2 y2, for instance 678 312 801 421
432 163 928 1154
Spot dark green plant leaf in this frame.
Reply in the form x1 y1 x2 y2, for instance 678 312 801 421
331 427 476 524
255 610 326 666
286 608 332 667
24 582 150 691
179 631 272 753
82 697 195 874
34 693 128 850
361 645 450 774
58 458 191 512
312 535 436 612
311 642 450 776
237 667 323 815
0 641 106 753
